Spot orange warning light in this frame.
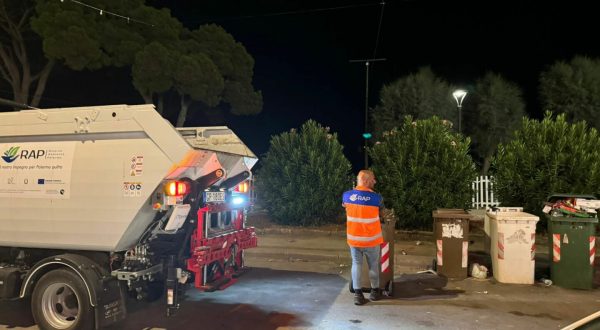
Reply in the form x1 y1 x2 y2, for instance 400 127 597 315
164 181 188 196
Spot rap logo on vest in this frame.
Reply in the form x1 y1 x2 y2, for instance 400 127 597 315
349 194 371 202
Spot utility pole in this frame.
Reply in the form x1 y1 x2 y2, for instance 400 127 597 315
349 58 386 169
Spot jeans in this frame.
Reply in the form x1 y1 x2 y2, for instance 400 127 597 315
350 245 380 291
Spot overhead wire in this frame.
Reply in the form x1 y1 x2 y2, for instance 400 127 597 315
61 0 155 27
372 1 386 58
190 2 379 23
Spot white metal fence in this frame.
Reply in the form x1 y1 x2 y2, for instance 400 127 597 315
472 175 499 209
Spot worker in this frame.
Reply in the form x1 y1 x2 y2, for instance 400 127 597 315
342 170 384 305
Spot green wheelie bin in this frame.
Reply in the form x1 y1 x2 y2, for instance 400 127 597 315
545 194 599 289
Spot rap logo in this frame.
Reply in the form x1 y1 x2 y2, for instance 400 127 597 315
349 194 371 202
1 147 45 163
1 146 19 163
20 149 46 159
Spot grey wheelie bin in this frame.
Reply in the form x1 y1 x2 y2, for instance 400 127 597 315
350 217 396 296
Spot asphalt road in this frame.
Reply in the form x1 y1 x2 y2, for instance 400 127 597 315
3 219 600 329
0 267 347 330
2 264 599 330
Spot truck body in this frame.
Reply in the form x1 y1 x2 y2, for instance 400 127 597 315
0 104 258 329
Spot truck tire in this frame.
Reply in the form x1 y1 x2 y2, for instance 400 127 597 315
31 268 94 330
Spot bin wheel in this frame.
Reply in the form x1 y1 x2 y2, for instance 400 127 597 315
382 280 393 297
348 278 366 293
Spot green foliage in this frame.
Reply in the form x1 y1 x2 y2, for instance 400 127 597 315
223 81 263 115
187 24 254 82
539 56 600 130
132 42 174 99
32 0 182 70
256 120 352 226
31 1 262 123
132 24 262 125
369 117 476 230
371 67 456 137
493 113 600 221
464 72 526 174
173 53 224 107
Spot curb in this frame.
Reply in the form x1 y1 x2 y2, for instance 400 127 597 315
252 226 485 241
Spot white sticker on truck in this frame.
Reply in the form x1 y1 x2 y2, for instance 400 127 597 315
123 182 143 197
129 155 143 176
0 142 75 199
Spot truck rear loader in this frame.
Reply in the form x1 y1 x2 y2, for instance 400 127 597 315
0 104 258 329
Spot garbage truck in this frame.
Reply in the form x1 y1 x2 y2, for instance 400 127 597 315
0 104 258 329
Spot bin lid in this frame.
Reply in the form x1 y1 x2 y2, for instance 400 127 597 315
488 206 523 213
433 208 468 214
432 209 473 219
548 215 599 223
487 211 539 221
546 194 597 203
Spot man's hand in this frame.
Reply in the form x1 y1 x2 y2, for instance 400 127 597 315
380 208 395 222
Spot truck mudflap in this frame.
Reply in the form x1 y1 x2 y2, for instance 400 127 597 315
165 255 179 317
95 278 127 329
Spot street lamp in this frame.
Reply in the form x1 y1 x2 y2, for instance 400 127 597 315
452 89 468 133
349 58 386 168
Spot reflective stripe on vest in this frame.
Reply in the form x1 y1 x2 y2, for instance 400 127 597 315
343 187 383 247
347 216 379 224
347 232 383 242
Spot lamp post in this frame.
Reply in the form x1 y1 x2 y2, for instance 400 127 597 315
452 89 467 133
349 58 386 168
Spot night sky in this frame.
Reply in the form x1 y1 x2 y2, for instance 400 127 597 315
24 1 600 170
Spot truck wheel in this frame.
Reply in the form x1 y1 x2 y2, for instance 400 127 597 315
31 268 94 330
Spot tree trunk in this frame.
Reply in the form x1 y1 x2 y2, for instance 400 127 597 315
0 5 55 109
482 154 493 175
141 92 153 105
157 95 165 114
176 96 190 127
30 59 55 108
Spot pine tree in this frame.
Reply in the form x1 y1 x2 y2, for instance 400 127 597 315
539 56 600 130
371 67 455 138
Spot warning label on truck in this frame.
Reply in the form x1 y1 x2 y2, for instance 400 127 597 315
0 142 75 199
123 181 143 197
129 155 143 176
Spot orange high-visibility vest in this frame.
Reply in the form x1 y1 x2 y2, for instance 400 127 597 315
343 186 383 247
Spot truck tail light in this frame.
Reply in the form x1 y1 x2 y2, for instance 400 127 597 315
164 181 188 196
235 181 249 193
